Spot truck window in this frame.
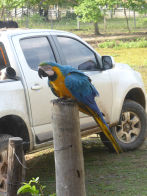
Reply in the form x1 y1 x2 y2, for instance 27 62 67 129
20 37 56 71
57 36 99 70
0 42 10 70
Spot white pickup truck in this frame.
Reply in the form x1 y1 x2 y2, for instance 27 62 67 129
0 29 146 192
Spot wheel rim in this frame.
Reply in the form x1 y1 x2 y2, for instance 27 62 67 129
0 149 8 192
115 111 141 143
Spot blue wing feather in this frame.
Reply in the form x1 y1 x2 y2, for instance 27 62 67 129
65 73 98 100
65 72 108 127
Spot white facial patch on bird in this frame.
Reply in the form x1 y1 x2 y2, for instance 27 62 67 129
39 65 55 76
45 70 54 76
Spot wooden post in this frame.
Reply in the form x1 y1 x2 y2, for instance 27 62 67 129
52 99 86 196
7 137 24 196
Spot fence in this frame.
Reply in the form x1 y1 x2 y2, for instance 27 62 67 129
0 7 143 21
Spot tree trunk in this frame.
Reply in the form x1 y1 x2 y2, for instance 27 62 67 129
104 15 107 32
1 7 5 20
114 8 116 15
56 4 61 20
94 22 100 35
77 16 80 30
25 8 29 28
39 7 43 16
133 10 136 29
44 7 49 21
110 9 113 19
15 7 17 18
26 6 29 17
129 9 130 19
21 7 23 17
124 7 131 32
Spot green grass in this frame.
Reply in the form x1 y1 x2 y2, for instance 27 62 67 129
97 48 147 67
98 38 147 49
25 137 147 196
97 47 147 91
83 138 147 196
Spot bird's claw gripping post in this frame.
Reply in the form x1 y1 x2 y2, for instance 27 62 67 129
52 98 76 105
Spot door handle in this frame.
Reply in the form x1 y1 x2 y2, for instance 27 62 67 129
31 84 42 90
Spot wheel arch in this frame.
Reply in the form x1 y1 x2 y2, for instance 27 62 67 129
125 88 146 109
111 87 146 125
0 115 30 152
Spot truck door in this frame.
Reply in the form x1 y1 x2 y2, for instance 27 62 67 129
54 35 113 123
12 33 58 143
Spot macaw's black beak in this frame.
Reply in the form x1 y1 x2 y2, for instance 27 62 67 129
38 68 48 79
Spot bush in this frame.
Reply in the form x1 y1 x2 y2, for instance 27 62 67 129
17 177 56 196
143 18 147 25
29 14 45 24
98 38 147 49
65 11 77 20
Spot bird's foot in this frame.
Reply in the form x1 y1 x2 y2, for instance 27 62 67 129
66 98 73 101
57 97 75 103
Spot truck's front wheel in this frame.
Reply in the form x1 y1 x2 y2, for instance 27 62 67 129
100 100 147 152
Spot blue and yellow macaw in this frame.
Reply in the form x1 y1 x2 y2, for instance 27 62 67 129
38 62 122 153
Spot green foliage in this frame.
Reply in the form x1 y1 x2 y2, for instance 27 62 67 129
74 0 103 23
0 0 19 8
98 38 147 49
143 18 147 25
28 14 45 24
17 177 56 196
137 17 147 27
74 0 147 24
65 11 77 20
122 0 147 13
18 14 47 28
0 0 76 10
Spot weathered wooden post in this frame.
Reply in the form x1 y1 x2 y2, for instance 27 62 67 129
7 137 24 196
52 99 86 196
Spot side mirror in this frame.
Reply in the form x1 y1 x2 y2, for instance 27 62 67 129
102 56 115 70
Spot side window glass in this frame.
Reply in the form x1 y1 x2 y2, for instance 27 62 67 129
20 37 56 71
57 36 99 70
0 42 10 70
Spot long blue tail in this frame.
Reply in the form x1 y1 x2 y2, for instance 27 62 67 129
79 100 122 153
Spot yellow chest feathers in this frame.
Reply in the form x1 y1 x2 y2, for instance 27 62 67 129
50 67 73 98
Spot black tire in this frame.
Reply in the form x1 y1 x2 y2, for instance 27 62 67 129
100 100 147 152
0 134 12 192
